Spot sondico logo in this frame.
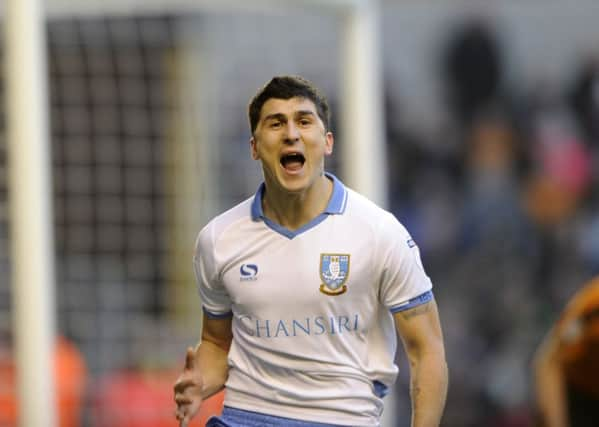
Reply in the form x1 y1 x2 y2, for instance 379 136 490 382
240 264 258 281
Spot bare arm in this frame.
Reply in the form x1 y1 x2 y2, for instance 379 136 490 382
533 326 568 427
174 312 233 427
394 299 448 427
532 280 599 427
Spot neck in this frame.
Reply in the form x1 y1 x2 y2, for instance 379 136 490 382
262 174 333 231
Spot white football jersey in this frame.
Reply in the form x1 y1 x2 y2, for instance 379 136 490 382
194 174 433 427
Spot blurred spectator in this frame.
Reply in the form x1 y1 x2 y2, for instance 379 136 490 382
513 78 592 304
579 214 599 275
459 111 530 251
444 112 539 425
533 275 599 427
569 56 599 148
523 109 591 228
442 18 505 127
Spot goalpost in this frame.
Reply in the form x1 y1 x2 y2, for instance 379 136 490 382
4 1 389 426
5 0 57 426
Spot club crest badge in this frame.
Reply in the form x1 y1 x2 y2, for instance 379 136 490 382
319 253 350 295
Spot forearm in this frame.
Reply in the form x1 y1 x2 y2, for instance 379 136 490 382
536 369 568 427
409 350 448 427
394 300 448 427
534 351 568 427
194 339 230 399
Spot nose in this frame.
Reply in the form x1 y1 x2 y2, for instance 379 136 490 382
284 121 300 143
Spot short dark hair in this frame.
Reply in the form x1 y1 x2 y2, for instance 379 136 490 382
248 75 331 134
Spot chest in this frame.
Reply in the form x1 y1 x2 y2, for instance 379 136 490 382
219 221 378 317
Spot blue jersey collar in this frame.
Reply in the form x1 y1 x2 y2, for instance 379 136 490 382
250 173 348 238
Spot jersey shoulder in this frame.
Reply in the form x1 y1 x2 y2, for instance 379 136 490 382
196 196 254 250
344 188 409 236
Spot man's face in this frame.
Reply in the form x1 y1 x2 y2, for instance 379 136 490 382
251 97 333 194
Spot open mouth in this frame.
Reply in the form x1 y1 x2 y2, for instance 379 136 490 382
280 152 305 171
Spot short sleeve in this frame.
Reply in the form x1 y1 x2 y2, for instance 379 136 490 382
378 213 433 312
193 223 232 317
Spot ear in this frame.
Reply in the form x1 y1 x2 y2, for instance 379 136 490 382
324 132 334 156
250 137 260 160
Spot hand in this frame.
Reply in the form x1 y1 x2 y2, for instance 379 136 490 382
174 347 203 427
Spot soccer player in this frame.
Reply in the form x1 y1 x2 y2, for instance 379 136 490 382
173 76 448 427
533 276 599 427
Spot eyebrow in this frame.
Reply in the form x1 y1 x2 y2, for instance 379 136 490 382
262 110 317 123
295 110 317 118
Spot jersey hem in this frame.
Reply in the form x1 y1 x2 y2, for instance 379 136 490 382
223 391 379 427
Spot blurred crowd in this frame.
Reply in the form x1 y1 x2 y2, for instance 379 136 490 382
386 19 599 427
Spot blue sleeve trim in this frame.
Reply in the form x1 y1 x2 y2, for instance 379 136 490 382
203 307 233 319
389 290 433 314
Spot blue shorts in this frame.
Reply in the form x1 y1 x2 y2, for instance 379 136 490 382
206 406 348 427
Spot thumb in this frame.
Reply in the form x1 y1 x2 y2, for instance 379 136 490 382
184 346 195 370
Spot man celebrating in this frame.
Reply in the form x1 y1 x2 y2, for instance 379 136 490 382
174 76 448 427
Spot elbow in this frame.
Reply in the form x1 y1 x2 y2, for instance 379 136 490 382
406 337 447 370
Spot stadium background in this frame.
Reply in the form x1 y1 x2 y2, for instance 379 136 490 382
2 0 599 426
